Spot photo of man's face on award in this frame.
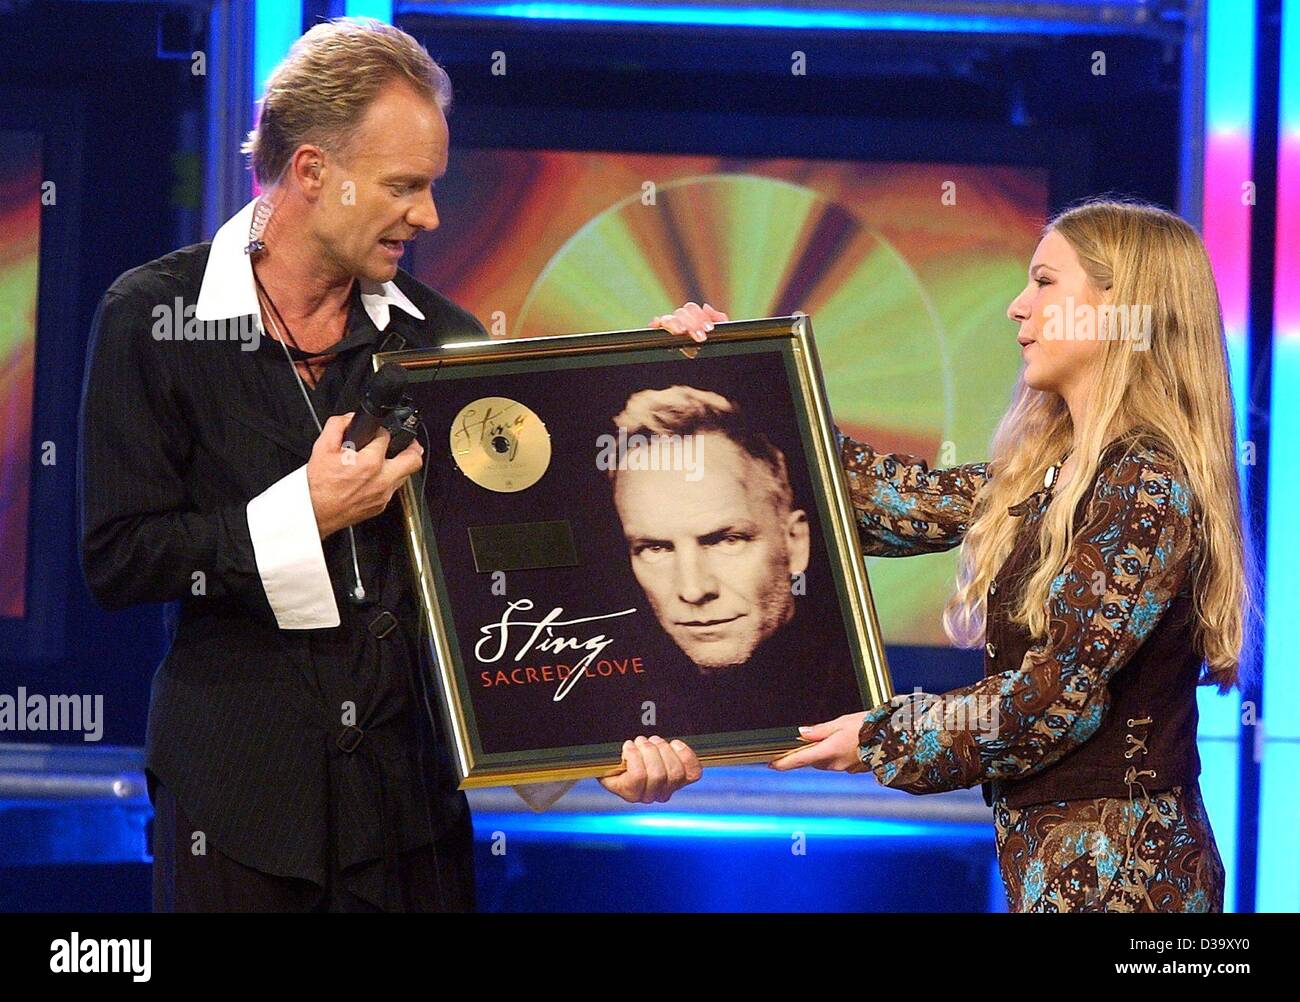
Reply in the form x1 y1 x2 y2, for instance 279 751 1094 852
608 386 811 672
381 316 892 787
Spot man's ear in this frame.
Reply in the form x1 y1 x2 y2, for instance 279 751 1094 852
786 509 811 576
288 145 327 199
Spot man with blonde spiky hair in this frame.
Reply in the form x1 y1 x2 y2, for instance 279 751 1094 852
79 17 698 914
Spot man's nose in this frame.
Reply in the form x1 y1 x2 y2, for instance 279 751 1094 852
407 188 439 232
675 547 719 605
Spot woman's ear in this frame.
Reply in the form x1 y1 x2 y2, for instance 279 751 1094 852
1091 282 1114 340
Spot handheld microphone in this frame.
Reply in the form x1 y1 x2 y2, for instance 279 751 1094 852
344 362 418 458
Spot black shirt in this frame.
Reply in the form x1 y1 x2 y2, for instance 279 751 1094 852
78 237 487 910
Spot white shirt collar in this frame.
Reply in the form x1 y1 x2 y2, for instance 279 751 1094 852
194 198 426 330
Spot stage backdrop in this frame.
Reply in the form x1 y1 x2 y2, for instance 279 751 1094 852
0 131 41 620
410 152 1047 645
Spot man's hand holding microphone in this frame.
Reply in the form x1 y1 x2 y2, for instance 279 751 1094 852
300 357 703 805
307 413 423 540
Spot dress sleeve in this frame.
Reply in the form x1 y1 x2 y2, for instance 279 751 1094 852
855 451 1197 795
835 425 990 557
78 287 336 628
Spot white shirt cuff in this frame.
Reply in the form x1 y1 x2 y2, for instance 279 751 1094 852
246 464 340 629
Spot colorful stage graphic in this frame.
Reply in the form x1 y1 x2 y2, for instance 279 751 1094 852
412 151 1047 645
0 131 41 620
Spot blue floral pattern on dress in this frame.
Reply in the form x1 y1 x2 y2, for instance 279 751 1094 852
835 428 1224 912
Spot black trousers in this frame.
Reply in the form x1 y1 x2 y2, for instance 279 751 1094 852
150 780 476 913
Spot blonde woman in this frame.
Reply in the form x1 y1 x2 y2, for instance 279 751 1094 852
651 198 1251 913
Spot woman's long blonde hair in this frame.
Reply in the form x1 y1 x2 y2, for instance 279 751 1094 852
942 198 1255 692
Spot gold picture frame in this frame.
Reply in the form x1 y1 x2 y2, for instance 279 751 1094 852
376 315 892 788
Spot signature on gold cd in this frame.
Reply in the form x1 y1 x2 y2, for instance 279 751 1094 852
450 396 552 492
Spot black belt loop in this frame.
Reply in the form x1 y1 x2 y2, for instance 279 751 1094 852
368 609 398 639
337 725 365 753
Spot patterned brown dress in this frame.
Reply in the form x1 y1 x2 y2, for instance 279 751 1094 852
835 429 1226 913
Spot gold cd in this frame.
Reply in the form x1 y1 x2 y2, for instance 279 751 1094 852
449 397 552 492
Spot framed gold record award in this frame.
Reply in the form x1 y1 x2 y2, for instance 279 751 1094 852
376 315 893 788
